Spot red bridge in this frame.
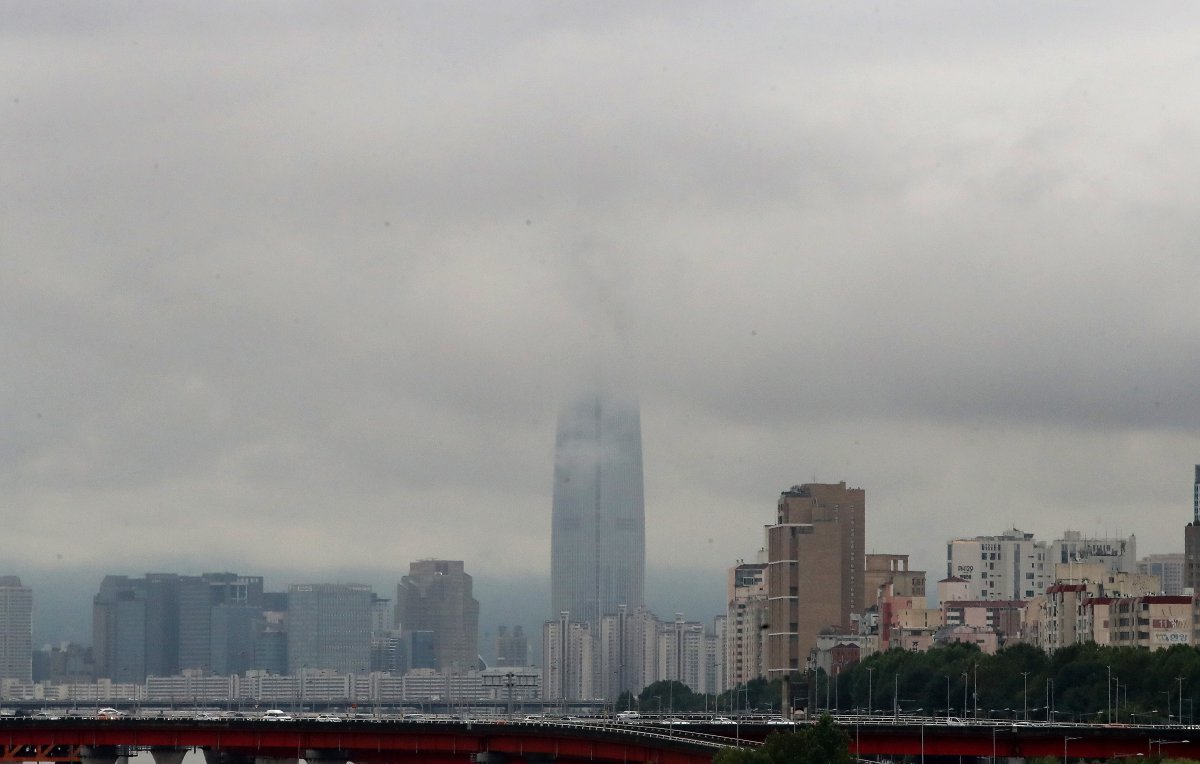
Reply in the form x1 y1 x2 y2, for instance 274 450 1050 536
0 717 731 764
2 716 1198 763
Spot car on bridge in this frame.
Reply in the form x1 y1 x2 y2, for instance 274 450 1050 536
616 711 641 723
97 708 122 720
262 709 294 721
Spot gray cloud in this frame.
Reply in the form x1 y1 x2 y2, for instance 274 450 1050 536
4 3 1200 637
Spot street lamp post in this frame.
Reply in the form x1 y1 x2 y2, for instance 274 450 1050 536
1021 672 1030 721
1150 739 1190 757
974 662 979 719
1107 666 1112 722
1178 677 1185 726
866 667 874 716
963 672 969 718
1064 736 1081 764
893 674 899 721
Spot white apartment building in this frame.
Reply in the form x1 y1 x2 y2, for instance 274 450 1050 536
657 615 708 695
947 529 1048 601
542 612 594 701
711 615 727 695
547 606 717 702
598 605 657 699
725 560 768 690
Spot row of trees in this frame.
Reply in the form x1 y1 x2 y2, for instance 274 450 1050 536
619 643 1200 723
821 642 1200 723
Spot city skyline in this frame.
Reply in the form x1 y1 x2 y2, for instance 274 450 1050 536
4 5 1200 651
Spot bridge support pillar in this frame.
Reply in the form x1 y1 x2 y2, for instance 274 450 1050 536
150 748 188 764
80 746 120 764
304 750 348 764
203 750 258 764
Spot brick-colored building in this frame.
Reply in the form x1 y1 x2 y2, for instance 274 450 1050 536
766 482 865 677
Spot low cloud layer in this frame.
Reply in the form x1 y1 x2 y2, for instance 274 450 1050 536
4 3 1199 635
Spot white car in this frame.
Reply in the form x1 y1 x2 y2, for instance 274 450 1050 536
616 711 641 723
97 708 122 720
314 714 341 722
262 709 294 721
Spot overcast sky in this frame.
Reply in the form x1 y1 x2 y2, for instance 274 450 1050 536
4 2 1200 642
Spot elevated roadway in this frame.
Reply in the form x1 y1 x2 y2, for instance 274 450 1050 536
0 716 736 764
3 714 1199 763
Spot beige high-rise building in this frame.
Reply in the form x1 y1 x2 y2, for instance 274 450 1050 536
766 482 865 678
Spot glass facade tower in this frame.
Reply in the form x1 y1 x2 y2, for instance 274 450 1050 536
550 391 645 627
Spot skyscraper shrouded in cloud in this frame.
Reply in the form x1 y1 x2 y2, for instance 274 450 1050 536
550 389 645 628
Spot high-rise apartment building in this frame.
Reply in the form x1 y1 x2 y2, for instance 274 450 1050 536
542 611 594 701
395 560 479 673
550 390 645 628
946 529 1049 601
597 605 659 700
765 482 865 678
726 560 768 690
657 614 709 695
0 576 32 682
286 583 373 675
1185 466 1200 592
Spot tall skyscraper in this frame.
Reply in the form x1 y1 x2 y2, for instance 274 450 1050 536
550 390 645 628
287 583 373 675
395 560 479 673
0 576 33 682
179 573 264 674
92 574 172 682
92 572 266 681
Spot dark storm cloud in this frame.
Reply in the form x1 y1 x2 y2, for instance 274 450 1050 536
3 2 1200 619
